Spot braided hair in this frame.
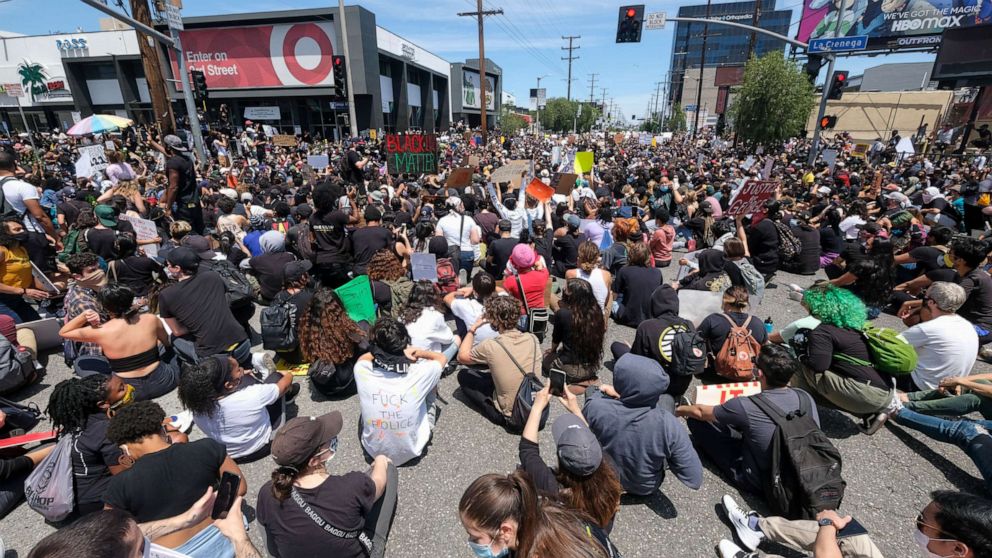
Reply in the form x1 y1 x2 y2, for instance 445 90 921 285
47 375 110 435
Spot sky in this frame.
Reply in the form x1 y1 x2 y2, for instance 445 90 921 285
0 0 933 121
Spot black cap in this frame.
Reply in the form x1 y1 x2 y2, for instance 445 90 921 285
498 219 512 231
181 235 214 260
283 260 313 284
292 203 313 219
166 247 199 273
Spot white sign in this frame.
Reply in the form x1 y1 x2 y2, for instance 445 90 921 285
645 12 667 29
76 144 109 178
244 106 281 121
55 37 89 52
695 382 761 406
1 83 24 97
822 149 838 173
121 215 159 258
165 4 184 31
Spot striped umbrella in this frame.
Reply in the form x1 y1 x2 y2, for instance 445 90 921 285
66 114 134 136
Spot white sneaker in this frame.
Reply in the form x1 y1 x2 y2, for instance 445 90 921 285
718 539 756 558
252 352 276 378
721 495 763 551
885 379 903 417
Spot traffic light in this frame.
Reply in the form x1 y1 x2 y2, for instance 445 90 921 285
332 55 347 96
190 69 208 101
827 71 848 100
803 54 824 84
820 115 837 130
616 5 644 43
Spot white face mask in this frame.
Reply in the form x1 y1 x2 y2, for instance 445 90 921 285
912 527 961 558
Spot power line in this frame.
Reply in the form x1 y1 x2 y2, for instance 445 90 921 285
587 73 598 103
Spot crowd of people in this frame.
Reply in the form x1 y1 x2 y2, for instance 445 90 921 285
0 119 990 558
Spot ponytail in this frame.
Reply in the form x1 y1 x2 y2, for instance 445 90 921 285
271 465 302 502
459 470 541 552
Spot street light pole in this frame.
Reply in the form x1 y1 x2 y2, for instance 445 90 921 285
535 74 548 136
807 0 847 165
338 0 359 138
693 0 712 138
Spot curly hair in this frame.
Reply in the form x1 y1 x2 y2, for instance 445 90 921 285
66 252 100 275
485 295 522 333
367 249 406 282
299 288 366 365
802 283 866 330
47 375 110 435
177 357 227 417
560 279 605 366
401 280 442 325
106 400 167 445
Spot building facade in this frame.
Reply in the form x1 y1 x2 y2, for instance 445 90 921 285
450 59 502 129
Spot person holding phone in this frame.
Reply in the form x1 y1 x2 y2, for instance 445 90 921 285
518 384 622 533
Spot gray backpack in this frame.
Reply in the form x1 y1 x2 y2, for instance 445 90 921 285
24 435 75 522
0 335 35 395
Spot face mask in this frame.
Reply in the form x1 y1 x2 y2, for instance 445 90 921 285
109 383 136 414
467 540 509 558
943 253 954 268
912 527 960 558
76 269 108 290
11 232 28 243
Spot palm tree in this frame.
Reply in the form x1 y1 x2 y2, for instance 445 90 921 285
17 61 47 101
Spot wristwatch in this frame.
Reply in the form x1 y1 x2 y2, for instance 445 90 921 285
817 518 836 528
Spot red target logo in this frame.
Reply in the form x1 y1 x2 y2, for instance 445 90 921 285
271 22 336 86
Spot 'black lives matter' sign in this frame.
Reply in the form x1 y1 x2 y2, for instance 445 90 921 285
385 133 438 175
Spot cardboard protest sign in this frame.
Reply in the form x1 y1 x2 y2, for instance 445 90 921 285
307 155 329 169
725 180 779 217
742 156 756 170
272 135 297 147
446 167 473 188
552 173 578 195
385 133 438 175
469 155 480 167
574 152 594 174
822 149 838 173
490 160 530 186
677 289 724 327
76 145 109 177
369 129 378 141
525 178 554 204
411 253 438 283
851 143 869 159
121 215 160 257
334 275 377 324
695 382 761 406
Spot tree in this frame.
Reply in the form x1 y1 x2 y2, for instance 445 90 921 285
499 107 528 136
538 97 601 133
728 52 816 147
17 61 48 101
666 104 687 133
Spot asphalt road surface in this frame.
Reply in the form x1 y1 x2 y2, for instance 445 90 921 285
1 266 987 558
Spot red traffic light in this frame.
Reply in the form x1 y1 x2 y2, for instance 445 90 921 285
820 117 830 127
626 7 636 17
334 57 343 66
835 73 846 82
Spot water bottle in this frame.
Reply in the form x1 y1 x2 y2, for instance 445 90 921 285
764 316 774 334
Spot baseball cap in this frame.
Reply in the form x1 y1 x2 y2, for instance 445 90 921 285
947 184 962 193
446 196 462 208
497 219 512 232
510 244 537 269
182 235 214 260
163 134 187 152
552 414 603 477
882 183 901 192
241 192 253 202
921 186 941 203
93 204 117 227
283 260 313 284
166 246 199 273
884 191 910 206
218 188 238 200
292 203 313 219
816 186 831 196
271 412 343 467
564 214 580 228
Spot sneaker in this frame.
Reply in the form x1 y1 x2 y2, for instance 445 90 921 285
884 379 903 417
979 346 992 363
718 539 756 558
284 383 302 403
721 495 763 551
252 352 276 377
859 412 889 435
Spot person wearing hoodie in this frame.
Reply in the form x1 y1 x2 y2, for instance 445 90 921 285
610 284 697 399
674 249 732 292
582 352 703 496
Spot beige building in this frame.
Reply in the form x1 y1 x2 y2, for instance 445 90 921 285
806 90 955 143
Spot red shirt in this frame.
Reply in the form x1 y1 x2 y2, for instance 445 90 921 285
505 267 549 311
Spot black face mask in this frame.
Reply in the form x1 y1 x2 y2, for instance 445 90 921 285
10 232 28 243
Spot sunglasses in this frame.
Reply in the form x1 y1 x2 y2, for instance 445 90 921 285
916 513 956 541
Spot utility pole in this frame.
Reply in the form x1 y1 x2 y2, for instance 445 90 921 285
808 0 847 165
458 2 503 143
338 0 358 138
535 74 548 136
747 0 762 60
561 35 580 101
587 73 598 103
129 0 174 133
652 81 663 130
693 0 712 138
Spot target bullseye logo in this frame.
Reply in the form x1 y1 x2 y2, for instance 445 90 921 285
270 22 336 86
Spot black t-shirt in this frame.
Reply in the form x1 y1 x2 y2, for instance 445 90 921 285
371 280 393 314
72 413 123 509
158 269 247 357
551 233 580 277
110 256 162 297
351 226 393 273
818 226 844 254
613 266 664 327
747 218 779 274
343 150 364 185
393 210 413 229
250 252 297 300
908 246 947 275
958 269 992 328
85 228 119 261
104 439 226 522
632 315 694 365
310 211 351 265
256 472 376 558
487 237 518 277
699 312 768 358
839 241 867 267
807 323 886 388
166 154 198 206
791 225 821 274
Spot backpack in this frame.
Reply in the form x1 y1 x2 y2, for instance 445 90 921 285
291 222 315 263
260 292 297 351
663 323 706 377
750 392 846 520
0 176 25 221
0 335 36 395
436 257 459 294
57 228 89 264
24 434 76 522
713 314 761 380
494 335 548 433
733 258 766 300
308 359 355 396
834 325 918 375
772 220 803 261
204 260 254 308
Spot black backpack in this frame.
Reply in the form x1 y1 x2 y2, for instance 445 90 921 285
260 292 297 351
665 323 706 377
771 220 803 261
750 392 846 520
205 260 254 308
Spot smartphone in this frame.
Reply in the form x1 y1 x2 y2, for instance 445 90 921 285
836 518 869 539
211 472 241 520
399 224 407 236
550 369 566 398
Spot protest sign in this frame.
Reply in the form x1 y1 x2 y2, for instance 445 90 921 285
851 143 869 159
762 157 774 180
307 154 329 169
272 134 297 147
613 133 624 145
574 152 594 174
105 141 116 152
411 253 438 283
334 275 377 324
490 160 530 186
469 155 480 167
725 180 779 217
552 173 578 195
446 167 473 188
695 382 761 406
822 149 838 173
525 178 554 203
385 133 438 175
369 129 378 141
677 289 723 327
31 262 60 295
120 215 160 258
639 133 651 146
742 156 756 170
551 146 561 166
76 145 109 177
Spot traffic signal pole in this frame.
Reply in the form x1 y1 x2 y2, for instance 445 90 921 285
807 0 847 165
170 27 208 162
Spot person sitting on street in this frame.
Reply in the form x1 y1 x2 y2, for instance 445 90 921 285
697 286 768 383
355 317 445 465
443 271 500 342
544 278 606 393
896 282 978 392
299 287 368 397
177 354 297 462
400 280 460 364
582 352 703 497
63 252 109 361
256 411 398 558
611 242 664 327
901 372 992 420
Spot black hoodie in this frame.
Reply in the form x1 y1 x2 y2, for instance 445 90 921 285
631 285 695 366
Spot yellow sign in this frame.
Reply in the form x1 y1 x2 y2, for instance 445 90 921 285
574 151 594 174
369 129 377 141
851 143 869 159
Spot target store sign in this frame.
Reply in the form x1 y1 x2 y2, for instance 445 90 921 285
170 22 337 89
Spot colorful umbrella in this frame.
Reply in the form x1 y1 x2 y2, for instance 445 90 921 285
66 114 133 136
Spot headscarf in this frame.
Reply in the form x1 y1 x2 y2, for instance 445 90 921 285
259 230 286 254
